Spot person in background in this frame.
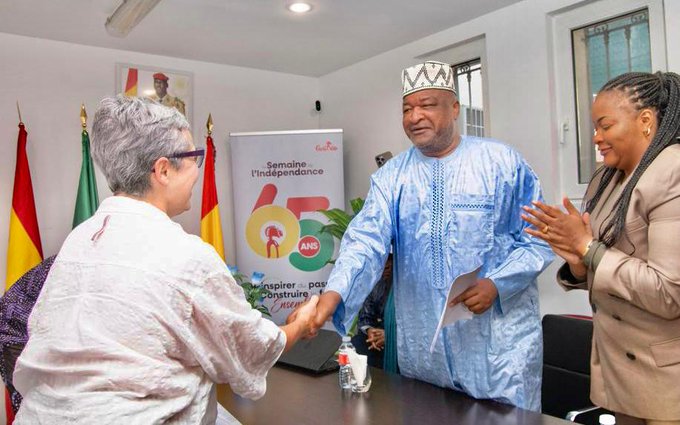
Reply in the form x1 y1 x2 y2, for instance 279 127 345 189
523 71 680 425
0 255 55 414
289 61 553 411
351 254 392 369
13 96 318 424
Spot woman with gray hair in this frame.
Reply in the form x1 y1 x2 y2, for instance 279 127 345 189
12 96 318 424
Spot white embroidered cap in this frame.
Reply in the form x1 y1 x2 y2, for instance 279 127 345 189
402 60 456 97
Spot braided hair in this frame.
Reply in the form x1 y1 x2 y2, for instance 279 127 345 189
585 71 680 247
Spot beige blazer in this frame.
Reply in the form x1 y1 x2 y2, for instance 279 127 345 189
558 144 680 420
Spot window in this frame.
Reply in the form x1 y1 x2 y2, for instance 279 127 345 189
421 35 489 138
453 59 484 137
551 0 666 200
572 9 652 183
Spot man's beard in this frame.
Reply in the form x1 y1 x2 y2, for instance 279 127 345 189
415 123 456 156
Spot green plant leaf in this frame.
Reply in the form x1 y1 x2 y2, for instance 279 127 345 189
317 197 365 262
233 273 273 315
320 209 351 230
318 224 345 240
256 305 271 317
350 198 365 215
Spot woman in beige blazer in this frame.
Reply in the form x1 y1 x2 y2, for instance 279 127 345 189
523 71 680 425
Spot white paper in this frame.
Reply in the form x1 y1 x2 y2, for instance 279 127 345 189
347 349 367 385
216 403 242 425
430 266 482 353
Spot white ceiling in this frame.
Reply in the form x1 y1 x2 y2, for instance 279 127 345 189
0 0 523 77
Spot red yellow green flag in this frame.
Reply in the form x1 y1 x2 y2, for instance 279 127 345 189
72 128 99 228
6 122 43 290
124 68 138 97
200 134 225 261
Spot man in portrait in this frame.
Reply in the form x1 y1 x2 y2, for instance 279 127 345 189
148 72 186 116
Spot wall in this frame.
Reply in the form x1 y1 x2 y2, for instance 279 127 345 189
0 33 321 283
318 0 680 316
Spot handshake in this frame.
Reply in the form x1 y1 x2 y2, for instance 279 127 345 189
285 292 342 340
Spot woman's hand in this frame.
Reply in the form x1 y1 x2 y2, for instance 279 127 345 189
281 295 320 351
521 197 593 270
286 291 340 338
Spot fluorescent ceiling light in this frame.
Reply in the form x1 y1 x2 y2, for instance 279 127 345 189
105 0 162 37
287 2 312 13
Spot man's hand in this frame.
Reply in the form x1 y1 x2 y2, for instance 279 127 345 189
286 291 341 338
449 278 498 314
280 295 319 352
294 295 319 333
366 328 385 351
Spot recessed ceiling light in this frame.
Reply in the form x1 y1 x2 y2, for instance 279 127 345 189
287 2 312 13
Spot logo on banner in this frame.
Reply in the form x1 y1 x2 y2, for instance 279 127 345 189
315 140 338 152
245 183 335 271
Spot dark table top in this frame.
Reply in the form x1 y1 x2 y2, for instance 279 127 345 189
217 365 572 425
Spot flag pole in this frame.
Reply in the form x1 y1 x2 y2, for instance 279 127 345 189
16 101 22 124
80 103 88 131
200 113 225 261
207 113 215 162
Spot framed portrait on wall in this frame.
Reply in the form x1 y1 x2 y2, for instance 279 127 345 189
115 63 193 127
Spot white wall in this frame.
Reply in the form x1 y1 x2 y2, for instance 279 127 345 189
0 33 320 283
318 0 680 316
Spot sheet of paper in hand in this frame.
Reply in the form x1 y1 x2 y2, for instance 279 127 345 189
430 266 482 353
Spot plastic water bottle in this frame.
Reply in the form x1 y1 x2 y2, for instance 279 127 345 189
599 414 615 425
338 336 355 389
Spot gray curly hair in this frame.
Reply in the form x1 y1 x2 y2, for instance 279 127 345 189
91 95 191 196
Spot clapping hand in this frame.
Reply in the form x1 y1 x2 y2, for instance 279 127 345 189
521 197 593 278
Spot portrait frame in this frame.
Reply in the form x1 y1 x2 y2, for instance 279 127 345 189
115 63 194 128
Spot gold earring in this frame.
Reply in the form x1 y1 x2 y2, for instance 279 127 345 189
644 128 651 137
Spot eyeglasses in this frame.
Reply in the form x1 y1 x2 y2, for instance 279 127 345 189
167 148 205 168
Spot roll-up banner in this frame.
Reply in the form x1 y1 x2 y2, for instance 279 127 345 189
230 130 344 324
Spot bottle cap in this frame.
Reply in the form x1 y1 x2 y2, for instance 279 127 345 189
599 414 615 425
342 336 351 342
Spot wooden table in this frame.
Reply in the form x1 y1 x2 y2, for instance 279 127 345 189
217 365 572 425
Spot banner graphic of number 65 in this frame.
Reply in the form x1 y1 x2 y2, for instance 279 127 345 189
245 184 335 272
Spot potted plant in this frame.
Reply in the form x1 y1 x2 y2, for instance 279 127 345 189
318 197 364 263
230 268 272 317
